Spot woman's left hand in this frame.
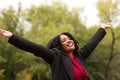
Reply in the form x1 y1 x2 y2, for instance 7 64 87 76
100 22 112 29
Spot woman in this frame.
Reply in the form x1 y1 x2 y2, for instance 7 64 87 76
0 22 112 80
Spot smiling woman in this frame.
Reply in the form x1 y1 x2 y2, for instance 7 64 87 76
0 6 112 80
60 34 75 54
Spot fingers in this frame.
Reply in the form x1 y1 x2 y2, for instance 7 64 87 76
0 29 12 38
0 29 4 34
100 22 112 29
0 29 6 34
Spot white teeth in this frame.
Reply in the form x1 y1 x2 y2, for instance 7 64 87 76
68 43 73 47
69 43 72 46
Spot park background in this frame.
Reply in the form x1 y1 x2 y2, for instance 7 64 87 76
0 0 120 80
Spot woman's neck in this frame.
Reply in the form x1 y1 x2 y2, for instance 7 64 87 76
67 52 73 58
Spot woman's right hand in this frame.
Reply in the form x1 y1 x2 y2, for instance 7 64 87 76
0 29 13 38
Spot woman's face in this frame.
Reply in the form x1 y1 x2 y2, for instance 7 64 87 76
60 34 75 53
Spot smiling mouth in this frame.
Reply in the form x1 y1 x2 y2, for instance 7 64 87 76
67 42 74 47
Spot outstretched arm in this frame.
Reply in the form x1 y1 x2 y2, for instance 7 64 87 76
79 22 112 60
0 29 55 64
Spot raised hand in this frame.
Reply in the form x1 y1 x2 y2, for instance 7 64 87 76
0 29 13 38
100 22 112 29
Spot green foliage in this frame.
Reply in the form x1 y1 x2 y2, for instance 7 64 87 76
0 2 84 80
24 2 81 28
23 2 83 46
25 24 74 45
91 0 120 79
0 6 36 80
97 0 118 23
0 1 120 80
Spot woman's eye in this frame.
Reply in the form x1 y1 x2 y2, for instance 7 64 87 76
62 39 66 42
61 36 71 43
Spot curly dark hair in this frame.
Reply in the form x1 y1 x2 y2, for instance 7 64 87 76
46 32 79 56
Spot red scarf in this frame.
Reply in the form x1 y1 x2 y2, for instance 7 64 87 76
69 56 88 80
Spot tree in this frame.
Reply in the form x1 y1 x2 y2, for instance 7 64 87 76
0 5 34 80
95 0 120 80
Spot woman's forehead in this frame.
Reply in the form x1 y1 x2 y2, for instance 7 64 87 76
60 35 69 39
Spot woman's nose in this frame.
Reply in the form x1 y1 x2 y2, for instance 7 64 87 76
67 39 72 43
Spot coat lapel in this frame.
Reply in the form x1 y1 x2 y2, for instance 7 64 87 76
61 56 74 80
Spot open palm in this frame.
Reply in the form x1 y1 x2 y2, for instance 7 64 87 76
0 29 12 38
101 22 112 29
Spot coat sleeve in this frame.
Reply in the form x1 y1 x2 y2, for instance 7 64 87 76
79 28 106 60
8 34 56 64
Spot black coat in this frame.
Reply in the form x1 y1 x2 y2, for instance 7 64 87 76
8 28 106 80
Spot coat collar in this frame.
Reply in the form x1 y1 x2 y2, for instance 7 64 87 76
61 55 74 80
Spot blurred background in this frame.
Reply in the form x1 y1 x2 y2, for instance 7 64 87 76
0 0 120 80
